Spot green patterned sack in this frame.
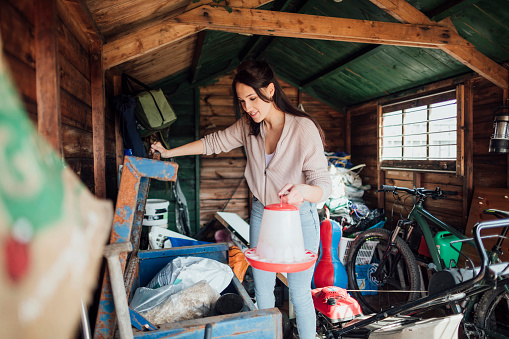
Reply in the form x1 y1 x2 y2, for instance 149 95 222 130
0 38 112 339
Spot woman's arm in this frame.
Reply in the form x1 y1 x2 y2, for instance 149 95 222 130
150 140 204 158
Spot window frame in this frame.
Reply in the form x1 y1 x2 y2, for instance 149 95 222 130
378 85 465 174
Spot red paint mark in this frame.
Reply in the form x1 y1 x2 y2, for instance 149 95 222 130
4 235 30 283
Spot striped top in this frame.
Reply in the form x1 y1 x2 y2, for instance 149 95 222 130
201 113 332 206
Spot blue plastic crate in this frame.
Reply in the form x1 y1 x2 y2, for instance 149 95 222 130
354 264 379 296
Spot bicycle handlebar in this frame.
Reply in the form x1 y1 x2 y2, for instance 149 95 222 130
378 185 457 199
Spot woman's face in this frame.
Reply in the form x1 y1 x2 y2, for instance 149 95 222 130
236 82 274 123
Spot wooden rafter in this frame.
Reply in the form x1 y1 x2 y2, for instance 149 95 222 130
369 0 509 89
103 23 203 70
190 31 207 84
60 0 103 45
102 0 273 69
175 6 470 47
103 4 471 70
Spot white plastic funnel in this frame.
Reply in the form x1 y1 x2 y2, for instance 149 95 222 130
244 202 317 273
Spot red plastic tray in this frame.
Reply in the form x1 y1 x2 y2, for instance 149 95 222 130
244 248 318 273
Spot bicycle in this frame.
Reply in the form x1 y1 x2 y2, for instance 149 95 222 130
337 217 509 338
345 185 509 337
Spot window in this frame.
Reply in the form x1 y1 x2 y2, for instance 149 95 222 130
379 89 459 172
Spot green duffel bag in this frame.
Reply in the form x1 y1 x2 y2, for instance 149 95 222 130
123 74 177 137
135 88 177 136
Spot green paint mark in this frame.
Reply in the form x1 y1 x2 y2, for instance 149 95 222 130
0 71 64 232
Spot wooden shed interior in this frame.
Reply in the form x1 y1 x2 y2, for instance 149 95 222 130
2 0 509 262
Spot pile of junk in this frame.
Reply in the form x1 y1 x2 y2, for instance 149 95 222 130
318 152 386 238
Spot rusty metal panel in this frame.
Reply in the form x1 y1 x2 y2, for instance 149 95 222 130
94 157 178 339
131 309 283 338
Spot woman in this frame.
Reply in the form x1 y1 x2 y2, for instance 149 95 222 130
151 60 332 339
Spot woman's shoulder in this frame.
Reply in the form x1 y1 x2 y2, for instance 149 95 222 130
286 114 318 133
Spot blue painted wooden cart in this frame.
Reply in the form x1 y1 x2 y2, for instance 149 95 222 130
93 156 282 339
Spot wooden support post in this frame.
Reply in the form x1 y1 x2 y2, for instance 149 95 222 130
504 87 509 188
113 75 124 175
194 88 201 234
346 109 351 154
35 0 61 153
377 103 385 209
91 44 106 198
413 172 422 188
462 80 474 224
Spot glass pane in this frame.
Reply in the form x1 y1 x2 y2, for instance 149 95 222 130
380 95 458 165
430 100 456 152
404 145 426 159
382 136 402 160
429 145 456 160
382 111 402 160
404 105 427 124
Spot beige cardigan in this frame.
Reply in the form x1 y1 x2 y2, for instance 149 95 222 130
201 113 332 206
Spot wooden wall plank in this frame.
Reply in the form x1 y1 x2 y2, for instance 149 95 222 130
113 75 124 174
462 80 473 224
35 0 61 153
1 2 35 69
91 46 106 198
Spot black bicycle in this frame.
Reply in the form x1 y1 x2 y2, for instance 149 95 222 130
345 185 509 338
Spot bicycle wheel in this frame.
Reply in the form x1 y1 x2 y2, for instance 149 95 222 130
346 228 421 314
474 284 509 337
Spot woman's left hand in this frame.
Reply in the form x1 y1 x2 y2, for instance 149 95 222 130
278 184 305 206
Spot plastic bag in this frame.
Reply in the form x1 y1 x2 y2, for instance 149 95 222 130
130 281 192 313
139 280 219 325
147 256 233 293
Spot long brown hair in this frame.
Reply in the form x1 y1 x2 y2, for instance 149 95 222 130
232 60 326 145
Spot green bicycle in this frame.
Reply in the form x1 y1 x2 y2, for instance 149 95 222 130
346 185 509 338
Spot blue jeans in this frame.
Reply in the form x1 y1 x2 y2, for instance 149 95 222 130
250 197 320 339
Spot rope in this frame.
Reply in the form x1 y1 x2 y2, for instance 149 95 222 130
347 289 427 293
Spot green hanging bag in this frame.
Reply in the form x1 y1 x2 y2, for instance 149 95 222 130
122 74 177 137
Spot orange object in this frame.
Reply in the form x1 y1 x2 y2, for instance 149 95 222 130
229 246 249 282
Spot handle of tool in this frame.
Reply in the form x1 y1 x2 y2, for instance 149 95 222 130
106 256 134 339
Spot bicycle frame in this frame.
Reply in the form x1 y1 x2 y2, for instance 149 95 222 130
409 202 509 338
408 202 475 271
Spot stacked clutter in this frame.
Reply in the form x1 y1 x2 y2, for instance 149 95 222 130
319 152 384 238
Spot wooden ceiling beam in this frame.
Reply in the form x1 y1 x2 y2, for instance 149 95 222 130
102 0 273 70
175 6 470 47
186 0 274 12
59 0 103 46
369 0 508 89
190 31 207 84
103 23 204 69
239 0 301 61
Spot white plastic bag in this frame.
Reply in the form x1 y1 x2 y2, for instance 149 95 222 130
130 281 191 313
147 256 233 294
139 280 220 325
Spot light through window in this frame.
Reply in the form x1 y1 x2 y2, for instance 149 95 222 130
380 90 458 171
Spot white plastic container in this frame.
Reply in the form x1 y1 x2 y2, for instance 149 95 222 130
256 203 306 263
338 237 378 265
143 199 169 228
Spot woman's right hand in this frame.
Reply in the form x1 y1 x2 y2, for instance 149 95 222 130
150 142 169 158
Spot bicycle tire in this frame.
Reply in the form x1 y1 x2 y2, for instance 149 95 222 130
346 228 421 314
474 284 509 337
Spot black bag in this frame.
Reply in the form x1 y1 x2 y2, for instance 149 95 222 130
122 74 177 137
113 94 146 158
